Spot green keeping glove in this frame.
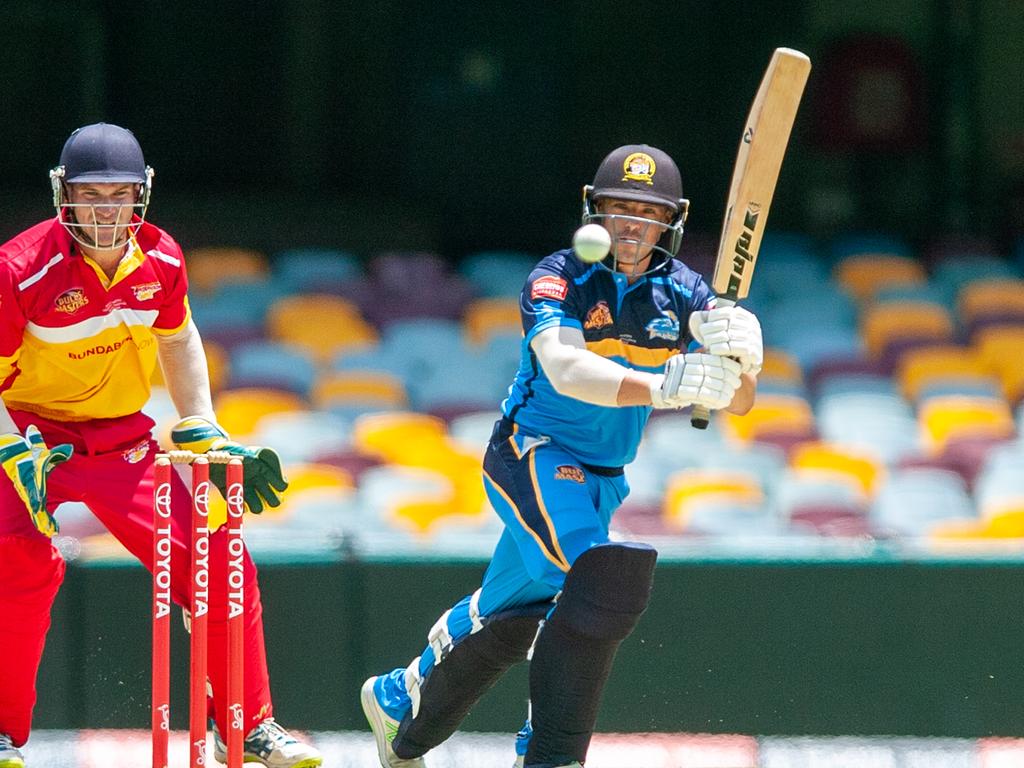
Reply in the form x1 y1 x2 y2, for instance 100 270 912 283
170 416 288 514
0 425 73 537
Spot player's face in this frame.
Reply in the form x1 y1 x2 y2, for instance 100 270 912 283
66 182 139 250
598 198 674 278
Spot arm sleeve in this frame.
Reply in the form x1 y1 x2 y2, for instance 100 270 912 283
519 261 586 344
530 325 630 407
151 239 191 335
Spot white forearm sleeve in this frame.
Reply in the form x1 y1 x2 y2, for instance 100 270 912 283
530 326 628 406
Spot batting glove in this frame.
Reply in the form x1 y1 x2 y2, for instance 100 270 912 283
651 353 743 410
688 306 763 376
0 425 73 537
170 417 288 514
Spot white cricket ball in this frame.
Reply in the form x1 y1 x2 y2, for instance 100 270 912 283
573 223 612 264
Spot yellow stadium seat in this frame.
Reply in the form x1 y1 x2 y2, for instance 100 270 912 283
834 253 926 302
861 302 954 359
464 298 522 346
790 442 883 496
958 279 1024 325
759 347 803 386
897 345 990 401
151 338 229 394
186 247 269 294
918 395 1015 454
266 294 378 363
974 326 1024 403
722 393 815 443
662 469 763 529
213 387 307 440
311 371 408 411
353 413 487 529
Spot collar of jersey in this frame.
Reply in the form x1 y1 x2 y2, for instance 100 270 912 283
79 234 146 290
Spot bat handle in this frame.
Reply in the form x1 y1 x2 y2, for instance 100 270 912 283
689 297 737 431
690 405 710 430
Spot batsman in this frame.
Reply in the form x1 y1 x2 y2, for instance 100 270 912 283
361 144 764 768
0 123 321 768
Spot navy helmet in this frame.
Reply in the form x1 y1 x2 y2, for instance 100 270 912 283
581 144 690 275
49 123 155 250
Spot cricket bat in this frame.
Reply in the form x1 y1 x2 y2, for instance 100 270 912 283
690 47 811 429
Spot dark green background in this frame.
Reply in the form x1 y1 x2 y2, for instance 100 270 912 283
1 1 1022 258
35 556 1024 736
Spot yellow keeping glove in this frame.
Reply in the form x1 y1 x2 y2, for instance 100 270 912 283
0 425 73 537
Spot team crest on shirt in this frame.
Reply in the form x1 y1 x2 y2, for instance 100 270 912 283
621 152 657 185
54 288 89 314
122 440 150 464
583 301 613 330
646 310 680 341
531 276 568 302
132 281 162 301
554 465 586 483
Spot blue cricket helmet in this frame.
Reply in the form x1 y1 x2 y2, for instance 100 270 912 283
58 123 149 184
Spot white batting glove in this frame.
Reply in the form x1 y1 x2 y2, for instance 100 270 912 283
650 353 743 410
688 306 763 376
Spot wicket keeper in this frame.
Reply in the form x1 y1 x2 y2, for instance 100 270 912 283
0 123 321 768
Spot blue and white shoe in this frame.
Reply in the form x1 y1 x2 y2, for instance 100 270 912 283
212 717 322 767
360 676 426 768
512 721 531 768
0 734 25 768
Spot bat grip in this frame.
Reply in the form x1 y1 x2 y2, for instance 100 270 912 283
690 405 710 430
689 297 737 430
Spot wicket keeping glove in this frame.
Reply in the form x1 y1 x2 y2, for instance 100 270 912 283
651 353 742 410
0 425 73 537
170 417 288 514
688 306 764 376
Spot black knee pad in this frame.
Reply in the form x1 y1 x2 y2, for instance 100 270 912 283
524 542 658 767
552 542 657 641
394 602 550 759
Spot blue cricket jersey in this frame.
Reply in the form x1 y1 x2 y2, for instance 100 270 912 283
501 248 715 467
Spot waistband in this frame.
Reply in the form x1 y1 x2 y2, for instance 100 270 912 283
493 417 624 477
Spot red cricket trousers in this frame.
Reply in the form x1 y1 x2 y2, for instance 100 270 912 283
0 410 272 746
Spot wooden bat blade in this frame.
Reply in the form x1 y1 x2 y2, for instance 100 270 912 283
712 47 811 300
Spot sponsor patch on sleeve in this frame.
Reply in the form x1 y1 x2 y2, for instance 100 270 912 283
531 275 569 302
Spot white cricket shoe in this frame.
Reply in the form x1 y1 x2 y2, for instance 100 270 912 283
0 734 24 768
212 717 322 767
360 676 426 768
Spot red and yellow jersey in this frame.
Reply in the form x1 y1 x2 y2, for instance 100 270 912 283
0 217 190 422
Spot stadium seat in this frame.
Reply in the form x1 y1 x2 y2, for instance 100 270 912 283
759 347 804 387
248 410 353 465
816 390 918 464
273 247 362 293
722 393 815 443
213 387 307 440
829 232 913 262
227 341 318 396
266 293 378 363
973 326 1024 404
311 370 408 415
790 442 884 497
918 395 1016 454
775 467 868 519
958 278 1024 330
861 302 954 360
834 253 926 302
460 251 536 298
896 345 992 402
464 297 522 346
662 469 774 535
186 246 269 294
870 467 976 536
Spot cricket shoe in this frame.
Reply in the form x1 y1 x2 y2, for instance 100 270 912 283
0 734 24 768
360 676 426 768
212 717 322 767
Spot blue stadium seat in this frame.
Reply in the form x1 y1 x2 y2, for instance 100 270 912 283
460 251 537 298
274 247 362 292
871 467 976 536
228 341 318 396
